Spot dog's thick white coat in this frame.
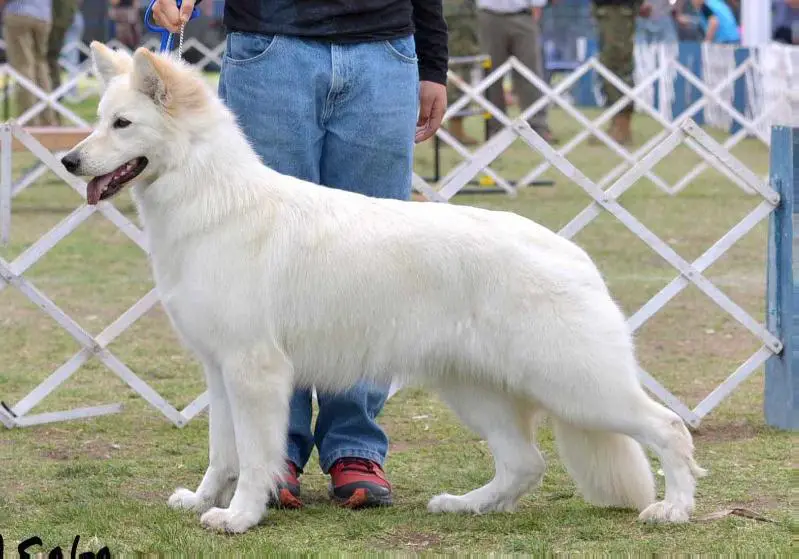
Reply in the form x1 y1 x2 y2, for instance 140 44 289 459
69 43 706 533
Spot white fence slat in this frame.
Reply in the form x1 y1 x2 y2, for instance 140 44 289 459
558 126 687 241
13 404 123 427
627 200 778 332
693 346 775 418
10 350 93 417
681 119 775 201
0 124 11 244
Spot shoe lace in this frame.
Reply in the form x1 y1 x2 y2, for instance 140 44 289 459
335 458 378 475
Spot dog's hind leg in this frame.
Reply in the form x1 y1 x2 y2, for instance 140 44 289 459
169 358 239 514
199 345 293 533
427 385 545 514
544 375 705 523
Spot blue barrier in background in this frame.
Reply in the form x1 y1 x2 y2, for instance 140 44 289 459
766 127 798 431
548 40 755 134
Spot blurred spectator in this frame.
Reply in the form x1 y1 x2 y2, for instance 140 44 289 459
109 0 141 49
62 2 85 98
673 0 705 40
46 0 78 123
444 0 480 145
590 0 651 145
679 0 740 43
476 0 558 143
636 0 677 43
725 0 740 23
773 0 799 44
0 0 57 125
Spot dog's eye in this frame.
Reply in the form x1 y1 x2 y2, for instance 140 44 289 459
113 118 132 129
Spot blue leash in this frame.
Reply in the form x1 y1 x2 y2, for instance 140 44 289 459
144 0 201 53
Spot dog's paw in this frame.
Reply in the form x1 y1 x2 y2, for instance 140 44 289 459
168 487 213 514
638 500 690 524
200 506 263 533
427 493 516 514
427 493 476 514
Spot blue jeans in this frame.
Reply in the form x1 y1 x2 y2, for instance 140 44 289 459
218 32 419 473
635 16 678 44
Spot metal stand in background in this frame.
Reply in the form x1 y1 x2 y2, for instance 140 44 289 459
3 74 9 122
428 120 556 194
425 55 556 194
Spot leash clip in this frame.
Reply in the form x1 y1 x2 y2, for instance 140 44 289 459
144 0 201 54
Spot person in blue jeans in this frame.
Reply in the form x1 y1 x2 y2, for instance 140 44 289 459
152 0 448 509
635 0 677 44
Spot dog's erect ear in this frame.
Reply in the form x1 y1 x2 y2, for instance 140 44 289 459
130 47 207 113
131 48 169 106
90 41 132 88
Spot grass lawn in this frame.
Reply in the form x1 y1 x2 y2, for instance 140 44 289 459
0 89 793 555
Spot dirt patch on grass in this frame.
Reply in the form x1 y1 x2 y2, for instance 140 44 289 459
734 495 783 513
379 527 443 551
693 419 762 442
34 430 122 461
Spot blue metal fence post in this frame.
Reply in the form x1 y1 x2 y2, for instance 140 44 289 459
575 39 599 108
672 42 705 126
730 47 750 136
765 126 798 431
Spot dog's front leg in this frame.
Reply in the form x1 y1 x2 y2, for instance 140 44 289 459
200 345 292 534
169 358 239 514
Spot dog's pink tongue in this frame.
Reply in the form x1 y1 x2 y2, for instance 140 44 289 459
86 173 114 205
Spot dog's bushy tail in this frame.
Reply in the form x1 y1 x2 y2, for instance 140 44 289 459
551 419 656 511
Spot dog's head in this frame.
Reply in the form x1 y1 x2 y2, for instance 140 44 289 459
61 42 211 205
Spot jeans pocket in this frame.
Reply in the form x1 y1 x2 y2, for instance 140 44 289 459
224 31 281 65
384 35 417 64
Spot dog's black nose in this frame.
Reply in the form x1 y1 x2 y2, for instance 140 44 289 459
61 152 80 174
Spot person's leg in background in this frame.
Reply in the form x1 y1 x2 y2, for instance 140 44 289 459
645 12 678 43
508 11 557 143
592 2 637 145
635 16 654 44
444 0 480 145
218 32 328 509
3 14 37 121
63 9 86 98
446 63 478 144
314 35 419 508
477 9 510 138
30 15 57 126
47 0 79 124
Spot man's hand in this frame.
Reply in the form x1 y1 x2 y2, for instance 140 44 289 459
532 7 543 22
152 0 196 33
415 81 447 144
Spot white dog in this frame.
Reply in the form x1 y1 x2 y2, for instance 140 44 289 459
62 42 705 533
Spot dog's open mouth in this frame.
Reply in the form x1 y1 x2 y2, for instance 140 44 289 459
86 157 148 205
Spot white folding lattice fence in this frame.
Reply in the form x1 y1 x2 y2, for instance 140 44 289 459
0 40 785 429
406 53 782 427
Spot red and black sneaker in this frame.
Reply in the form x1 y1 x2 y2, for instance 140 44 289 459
328 458 393 508
272 460 303 509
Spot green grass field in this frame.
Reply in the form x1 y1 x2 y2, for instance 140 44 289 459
0 91 793 555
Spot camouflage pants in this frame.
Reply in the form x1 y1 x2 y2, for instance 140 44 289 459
47 0 79 94
445 12 480 107
592 3 639 113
